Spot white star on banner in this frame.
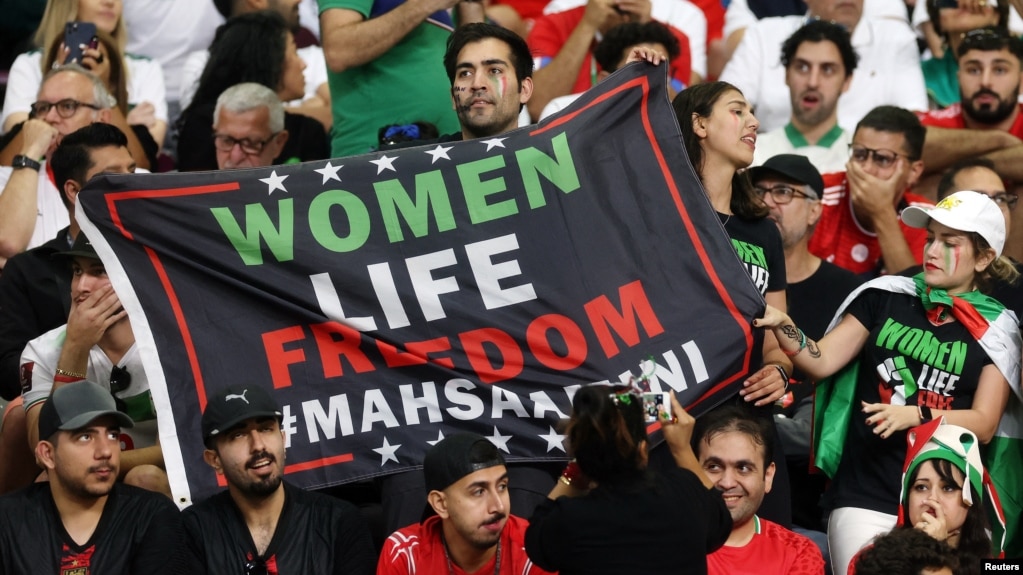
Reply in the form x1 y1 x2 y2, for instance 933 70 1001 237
480 137 507 152
314 162 342 184
373 437 401 465
538 426 566 453
427 430 446 447
259 170 288 195
425 144 453 164
370 154 398 175
487 426 512 453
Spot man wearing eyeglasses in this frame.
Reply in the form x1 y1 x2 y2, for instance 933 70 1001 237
212 83 292 170
19 233 169 496
749 154 862 563
0 64 152 270
183 385 376 575
0 381 188 574
806 105 932 277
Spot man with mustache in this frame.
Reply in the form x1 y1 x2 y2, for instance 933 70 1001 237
694 404 825 575
183 385 375 574
751 20 857 175
0 380 187 573
378 433 553 575
917 29 1023 202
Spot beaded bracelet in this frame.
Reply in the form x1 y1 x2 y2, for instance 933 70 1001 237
781 328 807 358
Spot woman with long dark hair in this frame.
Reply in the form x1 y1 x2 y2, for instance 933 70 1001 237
899 424 996 574
176 10 328 171
756 191 1020 573
670 81 793 527
525 387 731 574
672 81 790 408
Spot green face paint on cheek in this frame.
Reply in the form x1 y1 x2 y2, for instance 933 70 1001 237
489 75 505 100
942 243 961 275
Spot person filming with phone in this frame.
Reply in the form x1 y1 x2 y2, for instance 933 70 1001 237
2 0 168 155
524 385 731 574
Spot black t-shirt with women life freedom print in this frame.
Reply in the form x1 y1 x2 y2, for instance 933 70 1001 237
720 213 786 296
826 289 993 515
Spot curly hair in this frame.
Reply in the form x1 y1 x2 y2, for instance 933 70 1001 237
180 10 289 128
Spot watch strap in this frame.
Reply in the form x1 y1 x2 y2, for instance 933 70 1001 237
12 155 41 171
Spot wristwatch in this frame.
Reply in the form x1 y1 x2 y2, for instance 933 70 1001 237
12 155 41 171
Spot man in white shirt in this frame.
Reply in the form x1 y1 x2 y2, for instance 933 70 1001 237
720 0 926 133
751 20 856 174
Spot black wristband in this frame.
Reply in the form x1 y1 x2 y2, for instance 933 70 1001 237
919 405 933 423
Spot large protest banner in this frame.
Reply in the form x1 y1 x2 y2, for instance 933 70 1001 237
77 63 767 505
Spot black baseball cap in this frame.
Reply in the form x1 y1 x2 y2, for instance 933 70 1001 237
201 385 282 444
748 154 824 199
421 433 506 520
424 433 506 493
38 380 134 441
53 233 99 260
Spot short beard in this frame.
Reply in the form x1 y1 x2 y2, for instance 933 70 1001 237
963 88 1020 125
57 468 115 500
242 474 283 498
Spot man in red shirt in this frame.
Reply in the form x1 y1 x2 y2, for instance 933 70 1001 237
694 405 825 575
917 28 1023 188
807 105 931 277
526 0 691 120
378 433 553 575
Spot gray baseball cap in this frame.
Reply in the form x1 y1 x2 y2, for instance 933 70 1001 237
38 380 134 441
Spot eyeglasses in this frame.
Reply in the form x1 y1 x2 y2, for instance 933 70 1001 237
979 190 1020 210
754 185 814 205
849 145 910 169
213 133 278 155
245 559 268 575
29 99 101 119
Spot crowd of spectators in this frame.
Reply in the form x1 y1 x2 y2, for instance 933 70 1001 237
0 0 1022 574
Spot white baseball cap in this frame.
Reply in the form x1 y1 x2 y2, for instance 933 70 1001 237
901 190 1006 256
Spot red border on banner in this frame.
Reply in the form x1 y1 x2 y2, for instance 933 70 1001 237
533 76 755 410
104 75 755 478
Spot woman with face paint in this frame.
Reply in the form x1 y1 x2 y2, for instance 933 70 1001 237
755 191 1021 574
671 82 794 527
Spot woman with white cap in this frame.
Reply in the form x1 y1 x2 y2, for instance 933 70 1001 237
754 190 1021 574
